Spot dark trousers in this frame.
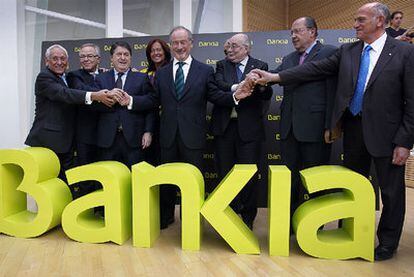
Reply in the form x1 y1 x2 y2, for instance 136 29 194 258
343 111 406 250
281 129 330 215
214 119 260 223
72 141 100 199
56 149 77 197
160 131 204 222
100 131 145 169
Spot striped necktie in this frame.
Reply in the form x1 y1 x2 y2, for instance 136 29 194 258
175 62 185 99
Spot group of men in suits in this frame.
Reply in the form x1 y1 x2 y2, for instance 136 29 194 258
244 2 414 261
26 1 413 261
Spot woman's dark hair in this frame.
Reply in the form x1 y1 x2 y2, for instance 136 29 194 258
146 39 171 72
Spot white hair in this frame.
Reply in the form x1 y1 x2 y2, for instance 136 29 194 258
45 44 68 59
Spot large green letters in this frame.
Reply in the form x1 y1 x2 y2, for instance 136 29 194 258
132 162 204 250
62 161 131 245
0 147 71 237
201 164 260 254
292 166 375 261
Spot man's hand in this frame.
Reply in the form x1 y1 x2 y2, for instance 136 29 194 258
234 80 253 100
392 146 410 166
250 69 281 86
117 90 131 107
142 132 152 149
91 89 117 107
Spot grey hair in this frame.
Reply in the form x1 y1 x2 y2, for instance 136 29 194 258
45 44 68 59
239 33 251 50
372 2 391 25
80 43 101 57
169 26 193 42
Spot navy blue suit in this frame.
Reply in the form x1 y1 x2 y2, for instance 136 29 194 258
95 69 155 168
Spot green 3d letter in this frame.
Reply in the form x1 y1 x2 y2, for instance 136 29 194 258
201 164 260 254
292 165 375 261
62 161 131 245
268 165 291 256
132 162 204 250
0 147 72 237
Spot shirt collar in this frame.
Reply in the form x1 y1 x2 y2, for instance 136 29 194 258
114 68 129 77
174 55 193 66
364 31 387 53
304 40 317 55
238 56 249 67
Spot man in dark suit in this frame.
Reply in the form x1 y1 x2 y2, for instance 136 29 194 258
95 41 155 169
67 43 102 198
272 17 337 219
25 44 116 190
211 33 273 229
128 26 253 229
249 2 414 261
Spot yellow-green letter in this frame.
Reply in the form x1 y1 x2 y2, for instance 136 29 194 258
201 164 260 254
268 165 291 256
62 161 131 245
132 162 204 250
292 165 375 261
0 147 72 237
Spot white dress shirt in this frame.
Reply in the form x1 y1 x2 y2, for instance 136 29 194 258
363 31 387 91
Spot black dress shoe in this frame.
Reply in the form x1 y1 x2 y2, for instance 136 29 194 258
242 218 253 230
160 217 175 230
374 245 396 261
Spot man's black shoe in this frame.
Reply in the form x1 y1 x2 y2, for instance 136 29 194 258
160 217 175 230
242 218 253 230
374 245 396 261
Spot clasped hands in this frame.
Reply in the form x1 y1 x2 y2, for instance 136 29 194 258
235 69 280 96
92 88 132 108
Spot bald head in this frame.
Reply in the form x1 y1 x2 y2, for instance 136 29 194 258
227 33 250 63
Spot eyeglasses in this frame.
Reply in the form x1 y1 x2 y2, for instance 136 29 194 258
290 27 310 35
79 54 99 60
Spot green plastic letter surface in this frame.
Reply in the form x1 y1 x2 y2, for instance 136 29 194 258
132 162 204 250
62 161 131 245
268 165 291 256
201 164 260 254
0 147 72 237
292 165 375 261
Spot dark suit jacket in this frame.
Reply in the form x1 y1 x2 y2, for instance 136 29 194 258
274 42 338 142
66 69 99 145
25 68 87 153
95 69 155 148
142 58 236 149
279 36 414 156
210 56 273 142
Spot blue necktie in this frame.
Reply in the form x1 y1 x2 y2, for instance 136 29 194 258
236 63 243 82
349 45 372 115
175 62 185 99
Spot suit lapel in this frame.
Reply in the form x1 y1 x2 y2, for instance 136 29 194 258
351 42 364 91
306 42 322 62
123 70 132 92
242 57 257 79
108 69 116 89
226 60 238 84
165 62 176 99
366 37 396 90
181 59 197 99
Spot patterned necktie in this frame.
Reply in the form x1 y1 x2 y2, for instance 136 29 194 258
175 62 185 99
299 52 308 65
115 72 124 89
236 63 243 82
349 45 372 115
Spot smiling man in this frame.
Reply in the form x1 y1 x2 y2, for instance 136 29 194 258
25 44 112 190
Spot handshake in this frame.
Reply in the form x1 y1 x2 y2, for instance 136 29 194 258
91 88 132 108
235 69 281 97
